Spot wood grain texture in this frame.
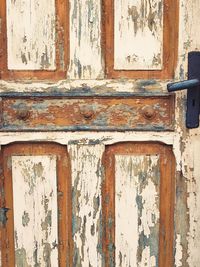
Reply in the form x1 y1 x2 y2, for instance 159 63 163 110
1 143 72 267
2 96 174 131
68 0 104 79
103 0 179 78
114 0 163 70
69 144 104 267
102 143 175 267
0 0 68 80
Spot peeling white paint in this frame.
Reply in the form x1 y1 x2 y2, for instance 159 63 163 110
175 234 183 267
114 0 163 70
174 0 200 265
6 0 56 70
69 144 104 267
0 131 175 146
183 135 200 267
139 179 159 238
12 156 58 266
68 0 104 79
115 155 160 267
0 79 171 93
1 0 200 265
139 247 156 267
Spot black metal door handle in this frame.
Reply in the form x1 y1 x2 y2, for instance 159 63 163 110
167 51 200 129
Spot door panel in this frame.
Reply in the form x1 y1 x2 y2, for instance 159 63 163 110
12 155 58 266
103 143 175 267
114 0 164 70
0 143 72 267
7 0 56 71
104 0 178 78
0 0 199 266
0 0 68 80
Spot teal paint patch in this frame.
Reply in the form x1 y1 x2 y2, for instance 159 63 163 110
15 248 31 267
136 156 160 266
22 211 30 227
0 207 9 226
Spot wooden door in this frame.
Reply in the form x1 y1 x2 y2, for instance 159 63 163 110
0 0 200 267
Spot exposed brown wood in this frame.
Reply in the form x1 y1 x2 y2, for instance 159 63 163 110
103 0 179 79
0 149 4 267
159 144 175 267
2 96 175 131
0 0 69 80
102 142 175 266
0 143 72 267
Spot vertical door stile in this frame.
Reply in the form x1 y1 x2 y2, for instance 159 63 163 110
69 0 104 79
69 144 105 266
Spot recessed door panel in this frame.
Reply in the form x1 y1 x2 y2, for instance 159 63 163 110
0 143 72 267
103 143 175 267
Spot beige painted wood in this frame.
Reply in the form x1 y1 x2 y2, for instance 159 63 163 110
185 135 200 267
69 144 104 266
68 0 104 79
179 133 200 267
115 155 160 267
174 0 200 266
0 79 170 93
114 0 163 70
12 156 58 266
1 0 200 265
6 0 56 70
0 131 175 146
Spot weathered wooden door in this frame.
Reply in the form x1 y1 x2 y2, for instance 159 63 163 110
0 0 200 267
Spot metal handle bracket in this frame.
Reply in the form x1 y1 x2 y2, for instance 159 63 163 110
167 51 200 129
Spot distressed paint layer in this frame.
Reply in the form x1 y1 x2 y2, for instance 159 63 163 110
0 79 175 93
114 0 163 70
0 0 199 266
12 156 58 266
69 144 104 267
115 155 160 267
173 0 200 265
68 0 104 79
6 0 56 70
2 96 174 131
175 234 183 267
184 135 200 267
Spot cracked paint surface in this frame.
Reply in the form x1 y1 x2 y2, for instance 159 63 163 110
115 155 160 267
69 0 103 79
114 0 163 70
69 144 104 267
1 0 200 265
6 0 56 70
12 155 58 266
